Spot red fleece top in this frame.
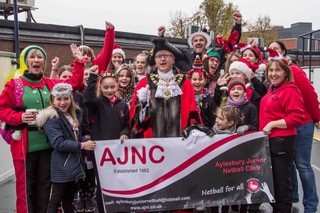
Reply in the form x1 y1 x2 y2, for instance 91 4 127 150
259 82 306 139
95 27 115 74
290 63 320 124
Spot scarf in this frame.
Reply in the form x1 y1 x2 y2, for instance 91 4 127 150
227 94 248 108
23 71 43 81
211 124 236 134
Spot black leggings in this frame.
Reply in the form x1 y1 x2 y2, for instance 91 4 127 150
47 181 77 213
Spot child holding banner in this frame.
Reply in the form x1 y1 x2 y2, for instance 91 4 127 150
209 105 242 213
220 77 259 212
36 83 96 213
221 77 258 134
84 69 130 212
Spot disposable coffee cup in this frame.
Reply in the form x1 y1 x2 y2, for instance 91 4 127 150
26 109 38 125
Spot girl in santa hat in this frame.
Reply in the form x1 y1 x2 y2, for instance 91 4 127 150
237 41 267 83
218 77 259 213
108 43 126 71
215 58 265 110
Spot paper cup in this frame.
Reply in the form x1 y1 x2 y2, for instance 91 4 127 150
26 109 38 125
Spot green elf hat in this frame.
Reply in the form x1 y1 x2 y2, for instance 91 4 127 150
204 48 221 61
22 45 47 63
18 45 47 74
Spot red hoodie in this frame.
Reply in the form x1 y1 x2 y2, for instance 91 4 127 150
290 63 320 124
259 82 306 138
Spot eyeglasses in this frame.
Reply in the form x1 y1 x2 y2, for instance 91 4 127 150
155 54 173 59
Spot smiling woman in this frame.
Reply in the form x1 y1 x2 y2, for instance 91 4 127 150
0 44 85 213
259 58 306 212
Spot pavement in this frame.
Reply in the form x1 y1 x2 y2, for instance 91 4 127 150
1 134 320 213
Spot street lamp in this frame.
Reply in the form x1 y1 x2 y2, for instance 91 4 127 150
13 0 20 67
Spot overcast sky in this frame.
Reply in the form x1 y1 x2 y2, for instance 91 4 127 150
12 0 320 35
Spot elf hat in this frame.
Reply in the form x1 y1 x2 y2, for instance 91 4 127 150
112 43 126 59
187 55 207 78
203 48 221 62
215 30 240 53
23 45 47 62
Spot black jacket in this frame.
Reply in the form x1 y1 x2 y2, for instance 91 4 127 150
84 74 130 140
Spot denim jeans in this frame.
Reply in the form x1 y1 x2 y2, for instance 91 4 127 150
291 121 318 213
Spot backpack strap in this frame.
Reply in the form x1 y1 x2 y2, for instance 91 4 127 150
13 78 24 106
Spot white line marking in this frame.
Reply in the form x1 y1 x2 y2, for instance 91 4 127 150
312 164 320 172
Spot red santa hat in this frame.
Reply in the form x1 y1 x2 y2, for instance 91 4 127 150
266 48 288 64
235 42 251 52
112 43 125 59
236 42 266 65
229 58 256 80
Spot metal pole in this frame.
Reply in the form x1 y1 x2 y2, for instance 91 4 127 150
309 33 313 82
302 38 305 66
13 0 20 68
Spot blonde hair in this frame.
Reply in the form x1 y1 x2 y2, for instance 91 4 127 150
96 75 118 97
50 93 79 128
225 52 241 74
26 49 47 71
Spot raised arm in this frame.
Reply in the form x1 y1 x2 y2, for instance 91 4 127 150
94 21 115 74
65 44 85 91
49 57 60 80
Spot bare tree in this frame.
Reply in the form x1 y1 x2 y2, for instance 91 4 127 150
243 15 279 46
168 11 190 38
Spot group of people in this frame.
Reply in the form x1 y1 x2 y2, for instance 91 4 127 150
0 11 319 213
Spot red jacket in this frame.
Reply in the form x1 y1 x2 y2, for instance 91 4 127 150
0 60 84 160
290 63 320 124
259 82 306 138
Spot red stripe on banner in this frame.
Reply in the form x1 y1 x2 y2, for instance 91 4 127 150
102 133 245 195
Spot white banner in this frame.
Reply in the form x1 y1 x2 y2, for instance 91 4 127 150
94 132 274 212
